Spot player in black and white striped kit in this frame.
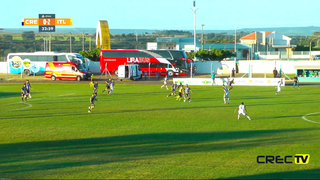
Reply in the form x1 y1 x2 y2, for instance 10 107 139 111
167 81 177 98
24 80 32 99
184 84 193 102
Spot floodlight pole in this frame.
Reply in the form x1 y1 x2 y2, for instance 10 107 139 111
192 1 198 78
201 24 205 50
234 27 238 73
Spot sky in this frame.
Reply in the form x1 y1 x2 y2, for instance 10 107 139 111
1 0 320 30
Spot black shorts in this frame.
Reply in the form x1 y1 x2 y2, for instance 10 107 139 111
179 92 182 97
27 90 30 93
185 93 190 97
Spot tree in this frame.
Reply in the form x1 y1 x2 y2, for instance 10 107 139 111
242 49 249 59
79 48 101 61
22 31 35 41
2 34 13 41
186 49 233 61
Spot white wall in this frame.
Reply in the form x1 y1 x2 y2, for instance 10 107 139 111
222 60 320 74
147 42 157 50
0 62 8 73
2 60 320 75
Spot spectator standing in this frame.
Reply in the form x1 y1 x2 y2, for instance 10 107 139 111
273 67 278 78
211 71 216 86
144 70 147 80
293 75 300 89
192 65 197 77
232 68 235 78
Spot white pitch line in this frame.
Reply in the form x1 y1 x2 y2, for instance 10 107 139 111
27 93 76 102
0 93 75 112
7 102 32 111
302 112 320 125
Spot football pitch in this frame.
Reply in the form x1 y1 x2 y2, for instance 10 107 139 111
0 82 319 179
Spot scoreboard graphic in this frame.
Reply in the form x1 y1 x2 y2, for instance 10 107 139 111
22 14 72 32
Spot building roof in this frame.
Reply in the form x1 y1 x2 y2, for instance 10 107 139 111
240 31 274 40
265 31 273 35
240 32 256 40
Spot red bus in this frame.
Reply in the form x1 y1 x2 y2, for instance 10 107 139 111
100 49 187 76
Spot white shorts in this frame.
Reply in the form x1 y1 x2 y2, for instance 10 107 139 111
224 94 229 98
164 82 167 85
238 111 247 116
277 87 281 92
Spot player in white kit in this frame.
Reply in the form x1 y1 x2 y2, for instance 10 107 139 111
234 102 251 120
161 75 168 90
223 85 230 104
276 79 283 95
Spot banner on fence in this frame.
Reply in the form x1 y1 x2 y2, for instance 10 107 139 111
172 78 285 86
172 78 227 86
232 78 285 86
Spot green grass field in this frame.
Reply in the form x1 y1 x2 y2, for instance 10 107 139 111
0 82 319 179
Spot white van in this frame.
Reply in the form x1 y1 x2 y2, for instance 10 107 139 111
117 64 142 81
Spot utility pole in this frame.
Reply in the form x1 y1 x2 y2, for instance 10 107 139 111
309 41 312 61
135 30 138 49
0 29 2 62
48 33 51 52
43 38 46 51
89 36 91 51
69 33 72 52
201 24 205 50
82 31 85 51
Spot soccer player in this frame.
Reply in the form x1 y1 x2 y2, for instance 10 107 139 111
184 84 193 102
161 75 168 90
176 83 184 101
234 102 251 120
223 84 230 104
21 84 28 102
89 74 95 87
228 78 234 90
167 81 177 98
24 80 32 99
88 93 98 113
293 75 300 89
276 79 283 95
108 80 115 95
93 81 98 94
211 71 216 86
102 79 110 94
